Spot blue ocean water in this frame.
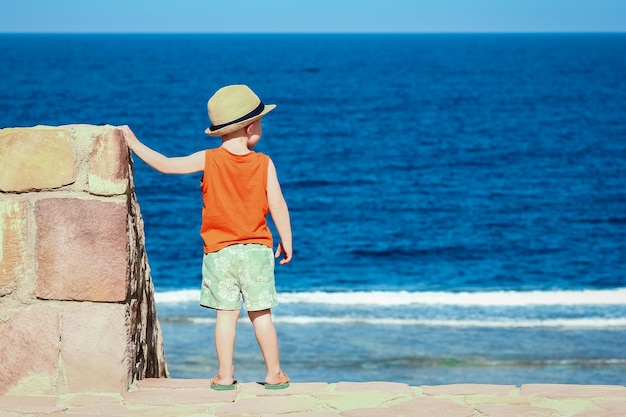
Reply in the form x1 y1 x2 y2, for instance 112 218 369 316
2 33 625 385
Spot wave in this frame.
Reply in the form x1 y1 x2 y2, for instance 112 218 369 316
155 288 626 306
156 289 202 304
159 315 626 329
296 356 626 369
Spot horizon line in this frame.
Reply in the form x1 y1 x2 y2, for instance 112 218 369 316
1 30 625 35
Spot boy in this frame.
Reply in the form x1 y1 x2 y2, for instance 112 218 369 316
121 84 292 390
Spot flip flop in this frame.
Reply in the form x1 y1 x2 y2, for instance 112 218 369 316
211 375 238 391
264 373 290 390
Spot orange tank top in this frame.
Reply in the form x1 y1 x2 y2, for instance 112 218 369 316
200 147 272 253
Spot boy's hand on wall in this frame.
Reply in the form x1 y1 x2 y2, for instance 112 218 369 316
119 125 139 150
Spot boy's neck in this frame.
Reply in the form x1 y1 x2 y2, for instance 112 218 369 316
221 135 251 155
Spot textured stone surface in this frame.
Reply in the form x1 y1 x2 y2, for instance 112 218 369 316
0 127 75 192
0 200 26 297
123 387 238 405
215 396 317 416
572 410 624 417
0 304 61 395
126 187 169 380
243 381 330 396
520 384 626 399
88 128 129 196
2 380 626 417
595 399 626 414
340 407 400 417
0 396 66 414
0 411 22 417
422 383 517 396
315 390 413 412
1 125 167 395
61 402 129 416
61 303 130 393
136 378 212 390
335 381 414 394
61 392 124 407
391 397 476 417
35 197 128 302
476 403 561 416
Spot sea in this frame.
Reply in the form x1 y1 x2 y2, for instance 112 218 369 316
1 33 625 386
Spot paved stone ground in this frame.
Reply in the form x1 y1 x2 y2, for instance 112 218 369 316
1 379 625 416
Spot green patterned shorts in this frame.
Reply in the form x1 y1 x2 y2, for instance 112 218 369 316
200 244 278 311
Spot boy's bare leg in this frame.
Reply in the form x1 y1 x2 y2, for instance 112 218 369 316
214 309 240 384
248 309 288 384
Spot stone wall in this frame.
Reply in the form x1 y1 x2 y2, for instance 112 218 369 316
0 125 168 395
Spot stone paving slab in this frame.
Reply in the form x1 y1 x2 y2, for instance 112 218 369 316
0 380 625 417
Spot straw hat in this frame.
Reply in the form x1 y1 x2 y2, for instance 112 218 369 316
205 85 276 136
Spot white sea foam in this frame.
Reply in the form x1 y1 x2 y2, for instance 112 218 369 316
180 315 626 328
155 288 626 306
155 289 200 304
279 289 626 306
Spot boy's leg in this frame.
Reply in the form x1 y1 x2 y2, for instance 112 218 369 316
214 309 240 385
248 309 288 384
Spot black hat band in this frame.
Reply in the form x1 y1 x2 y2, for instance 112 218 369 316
209 101 265 132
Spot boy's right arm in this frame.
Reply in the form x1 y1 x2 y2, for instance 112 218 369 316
267 158 293 265
121 125 204 174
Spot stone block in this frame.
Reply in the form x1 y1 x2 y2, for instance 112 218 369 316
122 388 238 406
595 400 626 415
88 128 129 196
35 198 128 302
340 407 402 417
135 378 211 390
0 200 26 297
336 381 414 394
0 304 61 395
61 303 130 393
520 384 626 399
0 127 75 192
475 403 559 417
315 390 411 413
422 384 518 396
0 396 66 415
214 396 316 416
242 381 330 396
391 397 475 417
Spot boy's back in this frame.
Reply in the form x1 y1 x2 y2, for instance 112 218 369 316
200 147 273 253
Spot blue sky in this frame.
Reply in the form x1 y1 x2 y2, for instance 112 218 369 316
1 0 625 33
